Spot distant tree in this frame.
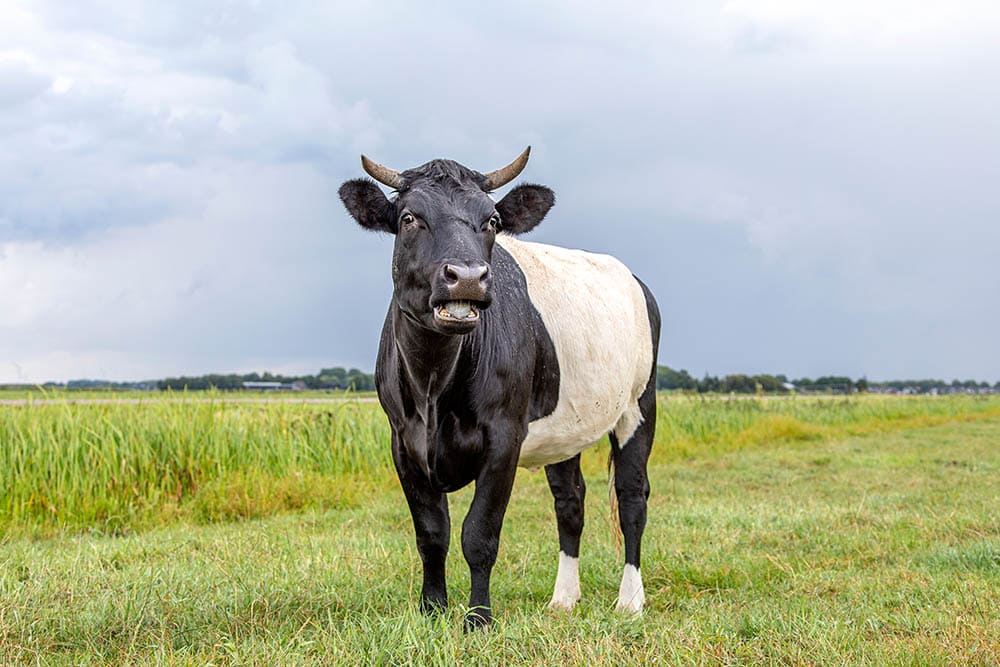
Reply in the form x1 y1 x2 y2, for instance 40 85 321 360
754 374 785 393
656 366 697 391
721 374 754 393
345 368 375 391
814 376 854 393
698 374 720 393
319 367 348 388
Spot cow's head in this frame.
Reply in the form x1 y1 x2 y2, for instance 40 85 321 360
339 147 554 334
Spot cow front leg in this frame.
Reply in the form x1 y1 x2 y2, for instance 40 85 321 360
461 442 520 630
391 431 451 613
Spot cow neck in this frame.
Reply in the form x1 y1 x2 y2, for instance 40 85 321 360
391 305 471 489
392 305 465 420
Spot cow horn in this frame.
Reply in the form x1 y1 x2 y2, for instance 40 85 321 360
361 155 405 190
482 146 531 191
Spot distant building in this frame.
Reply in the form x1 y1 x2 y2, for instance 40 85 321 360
242 381 304 391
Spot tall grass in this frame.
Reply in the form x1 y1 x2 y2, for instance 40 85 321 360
0 395 390 534
2 393 998 535
651 393 1000 457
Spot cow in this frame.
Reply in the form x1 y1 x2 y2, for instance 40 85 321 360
338 147 659 629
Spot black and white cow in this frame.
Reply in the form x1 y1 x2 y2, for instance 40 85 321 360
339 148 659 628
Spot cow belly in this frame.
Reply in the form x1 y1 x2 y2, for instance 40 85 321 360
496 235 653 469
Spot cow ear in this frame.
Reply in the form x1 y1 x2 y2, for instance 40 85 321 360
495 184 555 235
339 179 397 233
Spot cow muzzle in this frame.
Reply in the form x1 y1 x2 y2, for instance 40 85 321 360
432 261 492 326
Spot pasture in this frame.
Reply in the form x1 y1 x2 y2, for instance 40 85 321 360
2 394 999 664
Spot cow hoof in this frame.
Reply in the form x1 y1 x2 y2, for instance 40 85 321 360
616 564 645 615
420 596 448 616
463 608 492 632
547 593 580 612
615 597 644 615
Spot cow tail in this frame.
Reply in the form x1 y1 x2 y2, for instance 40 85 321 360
608 451 623 555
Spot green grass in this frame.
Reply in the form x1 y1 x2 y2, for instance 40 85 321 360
0 388 378 400
0 396 390 534
2 394 999 535
1 415 998 664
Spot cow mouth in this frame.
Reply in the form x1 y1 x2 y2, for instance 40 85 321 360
433 300 481 324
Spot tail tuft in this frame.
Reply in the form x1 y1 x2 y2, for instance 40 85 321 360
608 451 622 555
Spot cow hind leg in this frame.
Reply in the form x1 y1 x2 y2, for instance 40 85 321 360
544 454 586 611
609 376 655 614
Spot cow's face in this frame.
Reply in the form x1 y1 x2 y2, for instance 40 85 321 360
340 150 554 334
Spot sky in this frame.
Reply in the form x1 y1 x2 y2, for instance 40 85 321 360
1 1 999 384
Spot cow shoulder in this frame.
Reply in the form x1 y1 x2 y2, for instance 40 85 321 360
479 244 560 422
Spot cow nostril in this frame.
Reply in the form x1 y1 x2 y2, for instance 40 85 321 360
440 262 490 293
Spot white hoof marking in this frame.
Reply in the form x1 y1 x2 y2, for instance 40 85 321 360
616 564 645 614
548 551 581 611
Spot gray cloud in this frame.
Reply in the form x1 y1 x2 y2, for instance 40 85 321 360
1 1 998 383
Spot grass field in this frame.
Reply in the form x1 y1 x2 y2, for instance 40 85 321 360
2 395 999 663
0 388 378 401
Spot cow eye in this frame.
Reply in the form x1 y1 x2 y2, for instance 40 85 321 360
400 212 420 229
485 214 500 232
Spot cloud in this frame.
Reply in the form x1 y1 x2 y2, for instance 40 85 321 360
0 59 51 107
1 158 393 380
1 1 999 382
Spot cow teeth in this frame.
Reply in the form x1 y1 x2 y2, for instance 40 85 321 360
446 301 471 318
435 301 480 322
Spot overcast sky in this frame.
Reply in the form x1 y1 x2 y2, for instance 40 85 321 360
1 1 998 384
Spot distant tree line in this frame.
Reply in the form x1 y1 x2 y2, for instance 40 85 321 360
8 367 998 395
656 367 799 394
157 367 375 391
0 379 157 391
655 367 1000 395
869 378 998 394
66 379 158 390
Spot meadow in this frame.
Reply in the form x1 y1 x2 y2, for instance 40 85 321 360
1 393 999 663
